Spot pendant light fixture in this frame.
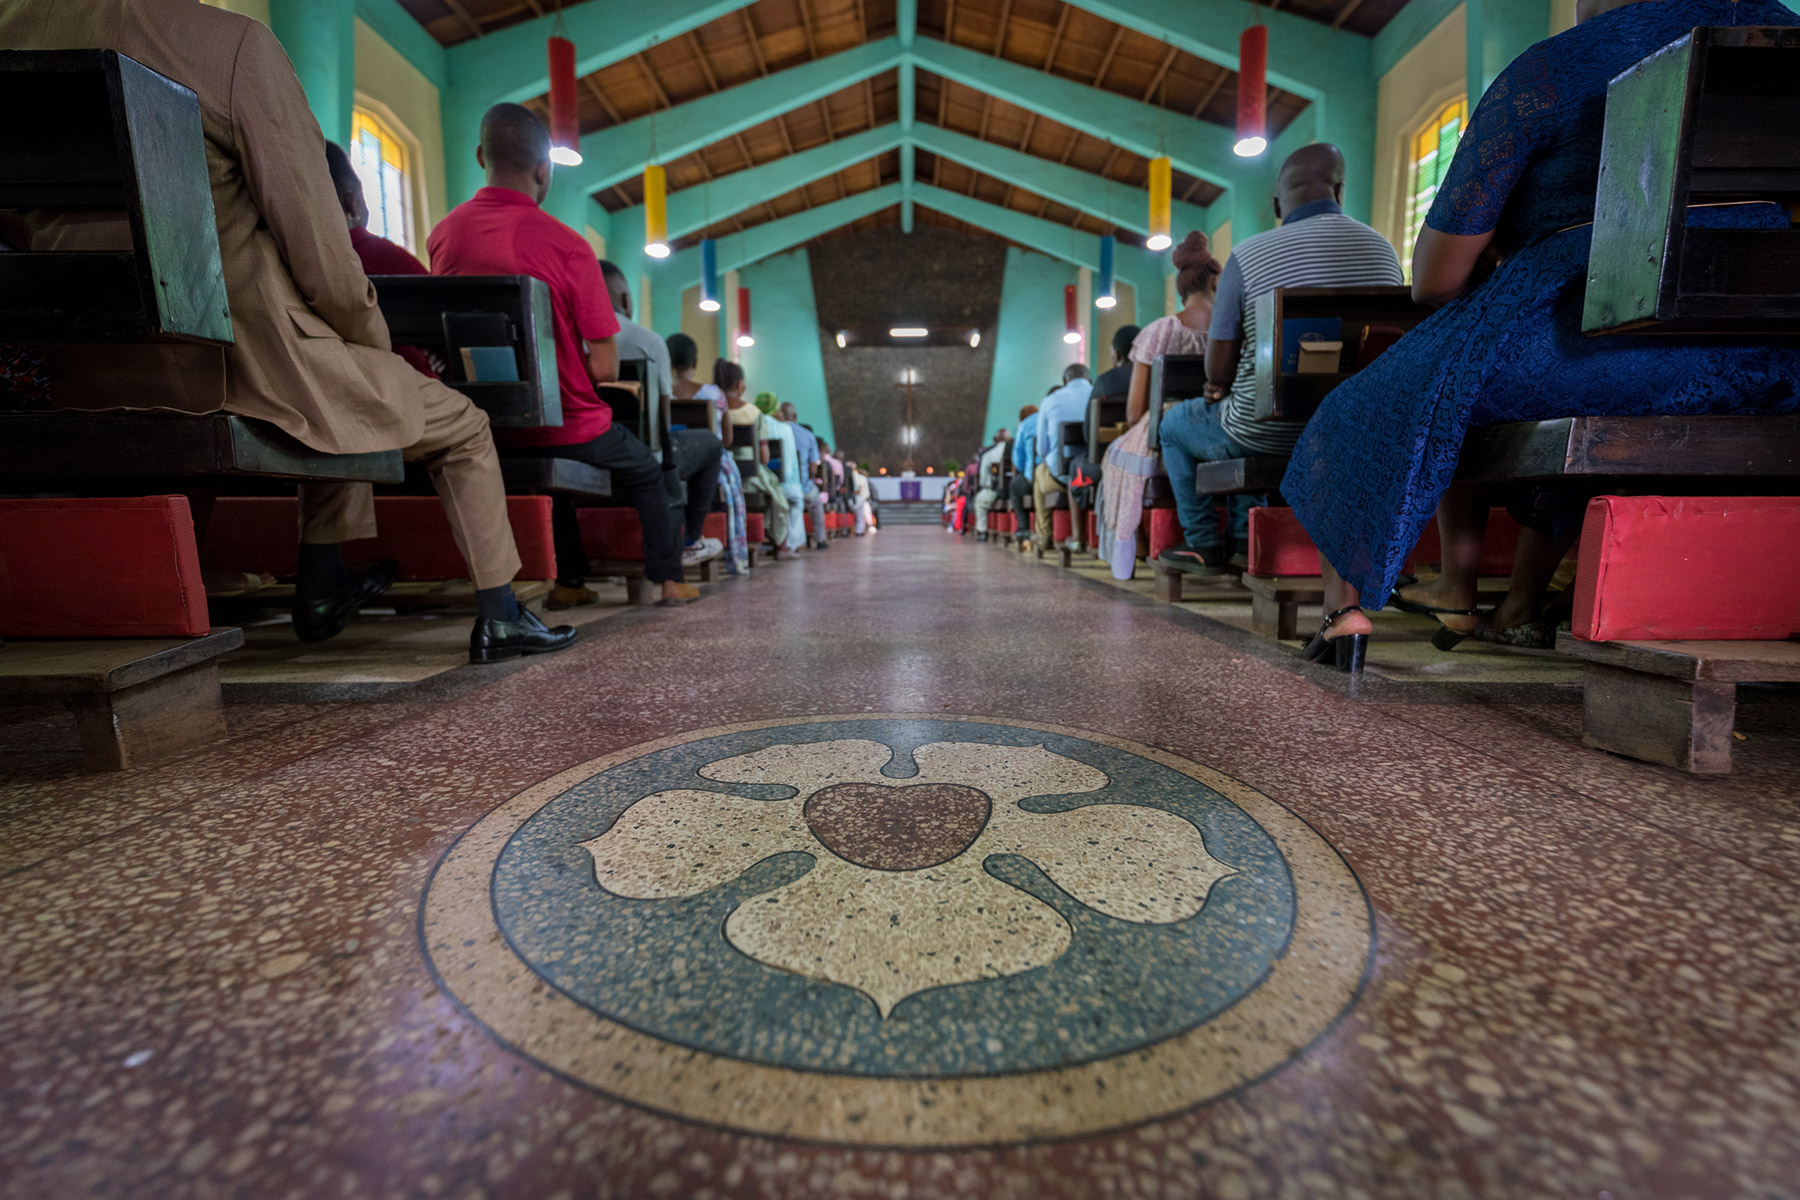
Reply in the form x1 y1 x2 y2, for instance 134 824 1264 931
1146 156 1172 252
1062 284 1081 345
698 238 720 312
735 287 754 348
1095 235 1117 310
643 162 669 258
1235 14 1269 158
546 5 582 166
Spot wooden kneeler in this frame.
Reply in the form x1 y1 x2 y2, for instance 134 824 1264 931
1 632 244 771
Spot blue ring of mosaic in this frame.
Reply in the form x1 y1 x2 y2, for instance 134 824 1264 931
491 718 1298 1079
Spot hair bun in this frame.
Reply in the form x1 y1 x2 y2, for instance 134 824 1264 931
1170 231 1216 272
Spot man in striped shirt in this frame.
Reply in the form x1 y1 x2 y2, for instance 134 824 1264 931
1158 144 1402 573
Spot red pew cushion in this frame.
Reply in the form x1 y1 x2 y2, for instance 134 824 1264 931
0 496 209 637
746 513 766 544
577 507 644 562
201 496 555 581
1571 495 1800 641
1246 507 1523 579
1148 509 1181 561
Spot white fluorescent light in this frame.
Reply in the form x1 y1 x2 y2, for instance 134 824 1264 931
1234 136 1268 158
836 332 847 348
736 334 755 347
698 298 720 312
890 327 928 338
1062 331 1081 345
1146 234 1172 252
1095 295 1117 310
969 331 981 348
645 242 671 259
549 146 583 166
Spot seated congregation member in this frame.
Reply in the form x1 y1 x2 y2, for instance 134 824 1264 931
669 333 749 574
714 363 793 551
778 404 829 551
756 393 806 561
597 259 723 571
429 104 698 608
0 0 575 662
1033 365 1094 552
1094 325 1141 406
324 141 439 381
1098 235 1221 577
1192 150 1401 578
1287 0 1800 669
971 428 1011 541
1008 404 1040 523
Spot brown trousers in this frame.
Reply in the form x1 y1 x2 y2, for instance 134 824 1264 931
297 370 521 591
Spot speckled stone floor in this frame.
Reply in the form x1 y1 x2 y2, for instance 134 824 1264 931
3 527 1798 1200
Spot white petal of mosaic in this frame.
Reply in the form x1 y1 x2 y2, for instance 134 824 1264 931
725 856 1072 1017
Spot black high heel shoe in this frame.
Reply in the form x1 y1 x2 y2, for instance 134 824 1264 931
1300 605 1369 674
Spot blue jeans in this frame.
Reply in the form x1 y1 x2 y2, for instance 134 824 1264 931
1158 399 1265 554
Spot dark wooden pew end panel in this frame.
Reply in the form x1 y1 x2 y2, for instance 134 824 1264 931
1558 636 1800 774
0 412 404 485
0 50 231 345
0 629 244 772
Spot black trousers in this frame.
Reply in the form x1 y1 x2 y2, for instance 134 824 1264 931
515 424 721 585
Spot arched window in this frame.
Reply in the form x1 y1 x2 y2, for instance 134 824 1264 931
1400 98 1466 276
351 107 413 251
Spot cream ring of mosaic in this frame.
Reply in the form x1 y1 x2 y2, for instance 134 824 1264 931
421 715 1373 1147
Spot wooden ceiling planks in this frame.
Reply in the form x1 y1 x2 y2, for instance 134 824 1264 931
399 0 1405 254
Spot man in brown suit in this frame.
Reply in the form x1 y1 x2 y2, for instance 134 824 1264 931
0 0 576 663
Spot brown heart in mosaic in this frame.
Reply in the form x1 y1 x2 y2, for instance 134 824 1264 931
802 782 993 871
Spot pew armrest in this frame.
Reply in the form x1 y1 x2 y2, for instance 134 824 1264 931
0 412 404 482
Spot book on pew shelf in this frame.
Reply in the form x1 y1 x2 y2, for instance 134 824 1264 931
459 346 521 383
1295 335 1345 375
1280 318 1342 373
442 312 520 382
1354 324 1409 373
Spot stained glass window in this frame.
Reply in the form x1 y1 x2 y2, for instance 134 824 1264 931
350 108 412 251
1401 98 1466 279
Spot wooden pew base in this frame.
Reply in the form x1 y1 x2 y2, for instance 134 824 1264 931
1558 635 1800 774
1154 563 1244 604
0 629 244 772
1241 576 1513 639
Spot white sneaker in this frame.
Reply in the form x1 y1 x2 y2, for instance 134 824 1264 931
682 537 724 566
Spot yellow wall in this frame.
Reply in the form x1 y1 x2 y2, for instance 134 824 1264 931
202 0 271 24
1371 5 1466 259
354 18 446 261
1551 0 1580 34
681 285 723 374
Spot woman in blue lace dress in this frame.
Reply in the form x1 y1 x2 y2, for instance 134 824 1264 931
1285 0 1800 668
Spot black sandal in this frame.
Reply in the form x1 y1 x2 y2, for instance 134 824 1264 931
1300 605 1369 675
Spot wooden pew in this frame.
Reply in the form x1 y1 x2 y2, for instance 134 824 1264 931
1586 25 1800 335
370 274 560 427
1253 286 1433 423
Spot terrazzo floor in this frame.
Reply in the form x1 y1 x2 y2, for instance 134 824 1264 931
3 527 1798 1200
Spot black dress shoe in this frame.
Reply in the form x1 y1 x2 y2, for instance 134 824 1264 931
292 558 399 643
469 608 579 664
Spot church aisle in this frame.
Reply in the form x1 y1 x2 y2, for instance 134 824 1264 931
3 528 1797 1200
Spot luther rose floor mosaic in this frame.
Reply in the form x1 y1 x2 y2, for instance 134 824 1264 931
424 716 1371 1145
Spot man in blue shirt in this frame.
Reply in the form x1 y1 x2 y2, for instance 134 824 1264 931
1033 365 1094 551
778 403 829 551
1008 403 1040 533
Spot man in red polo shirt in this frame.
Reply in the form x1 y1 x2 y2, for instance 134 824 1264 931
429 103 698 607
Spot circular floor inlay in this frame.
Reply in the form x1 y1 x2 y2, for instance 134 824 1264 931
804 781 991 870
422 715 1372 1147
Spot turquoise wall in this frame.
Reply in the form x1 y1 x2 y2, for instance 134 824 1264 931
269 0 356 145
983 248 1077 445
737 249 836 449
